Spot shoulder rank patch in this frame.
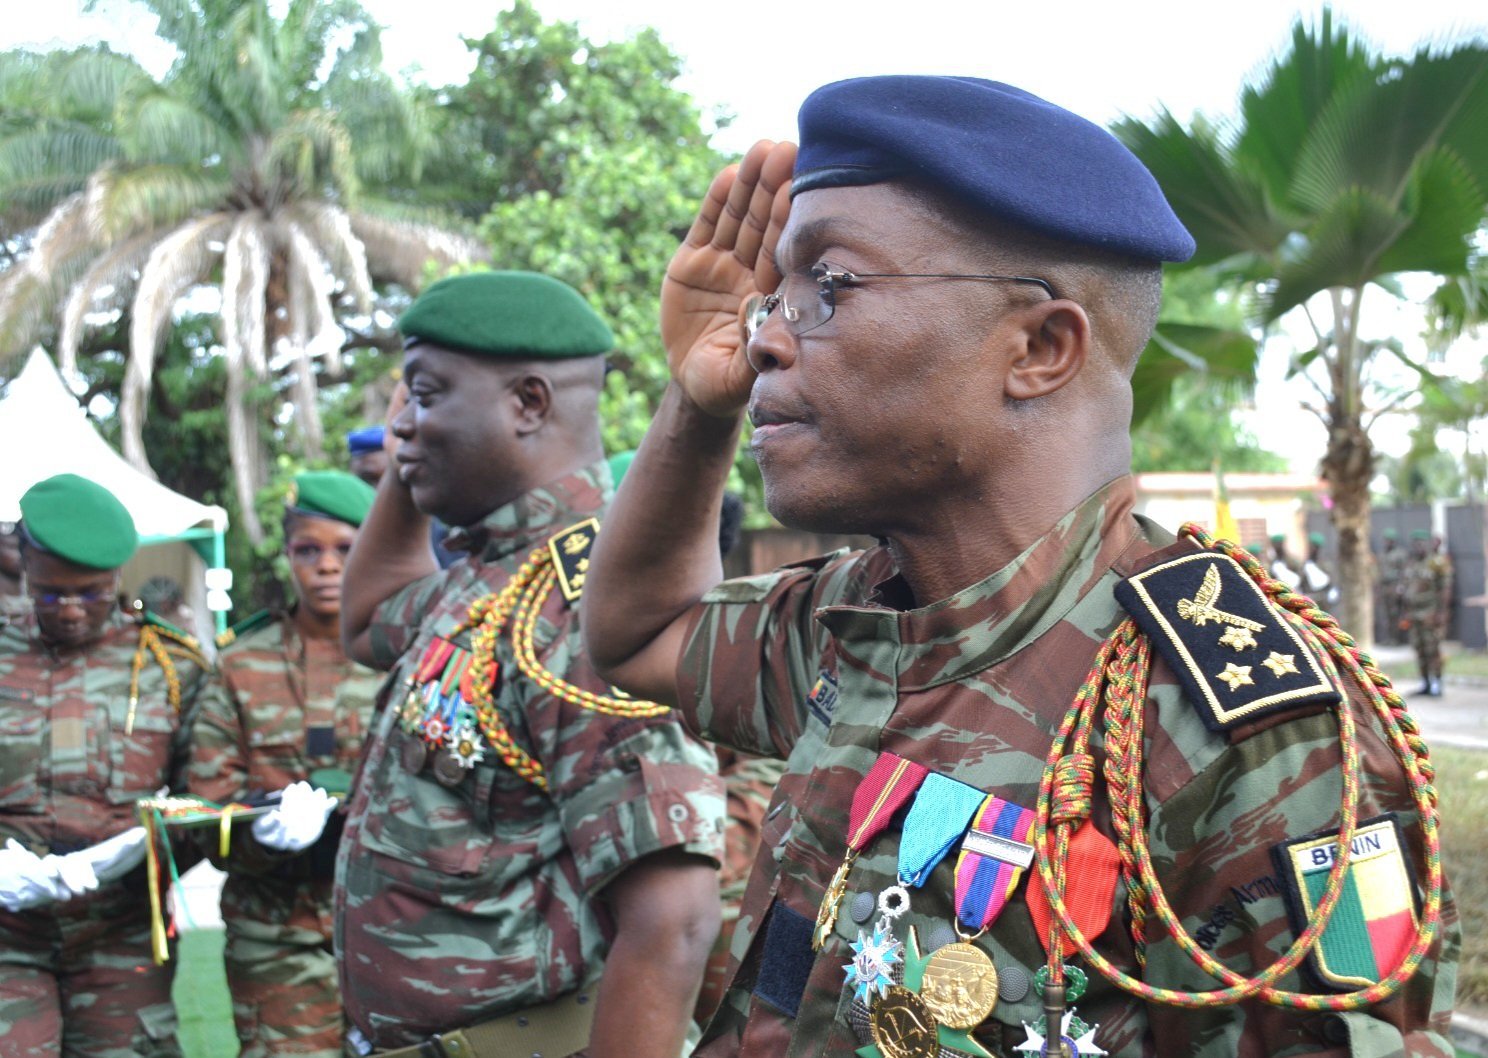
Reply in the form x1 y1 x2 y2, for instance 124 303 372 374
548 518 599 603
1114 551 1339 732
215 608 275 650
1271 814 1420 990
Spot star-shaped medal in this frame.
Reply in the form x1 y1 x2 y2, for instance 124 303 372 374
845 920 902 1003
1218 625 1258 652
449 724 485 769
1017 1009 1107 1055
1215 663 1254 691
1262 652 1299 677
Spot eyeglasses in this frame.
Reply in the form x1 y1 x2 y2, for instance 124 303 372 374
741 261 1058 342
30 588 115 611
288 543 352 565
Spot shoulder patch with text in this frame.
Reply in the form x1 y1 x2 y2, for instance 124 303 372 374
1114 551 1339 732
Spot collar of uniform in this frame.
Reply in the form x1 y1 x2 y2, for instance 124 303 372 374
816 477 1146 691
440 460 614 563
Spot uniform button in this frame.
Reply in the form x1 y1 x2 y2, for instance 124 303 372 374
1322 1017 1349 1046
998 964 1031 1003
849 891 875 923
516 1016 529 1027
667 803 689 823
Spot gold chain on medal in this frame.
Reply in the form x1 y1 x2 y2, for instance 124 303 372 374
1030 524 1443 1016
444 543 669 792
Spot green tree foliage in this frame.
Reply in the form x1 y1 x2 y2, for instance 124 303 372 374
1116 9 1488 639
0 0 482 543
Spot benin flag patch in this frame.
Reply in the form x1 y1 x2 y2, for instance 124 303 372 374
1272 815 1420 990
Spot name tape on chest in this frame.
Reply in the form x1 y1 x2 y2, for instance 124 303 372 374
548 518 599 603
1271 815 1420 990
1114 551 1339 732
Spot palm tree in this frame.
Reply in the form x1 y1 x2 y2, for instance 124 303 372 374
0 0 482 542
1116 9 1488 641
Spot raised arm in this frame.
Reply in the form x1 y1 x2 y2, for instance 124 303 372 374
340 384 438 667
583 140 796 703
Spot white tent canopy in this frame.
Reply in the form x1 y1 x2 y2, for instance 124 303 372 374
0 348 226 537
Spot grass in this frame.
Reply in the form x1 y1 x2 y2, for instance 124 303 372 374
1437 746 1488 1015
174 928 237 1057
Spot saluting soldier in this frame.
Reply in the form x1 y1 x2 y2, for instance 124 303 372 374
0 474 215 1056
189 470 384 1058
335 271 726 1058
583 77 1456 1057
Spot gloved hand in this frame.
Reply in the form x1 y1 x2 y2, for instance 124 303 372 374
251 781 337 853
0 838 68 912
69 826 148 885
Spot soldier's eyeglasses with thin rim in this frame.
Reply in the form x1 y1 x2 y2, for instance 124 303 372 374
29 588 115 611
741 261 1059 342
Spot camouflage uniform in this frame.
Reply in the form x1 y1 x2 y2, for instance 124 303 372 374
0 609 213 1058
1377 545 1407 645
695 748 785 1025
188 613 383 1058
677 478 1457 1058
1402 551 1452 686
334 464 726 1053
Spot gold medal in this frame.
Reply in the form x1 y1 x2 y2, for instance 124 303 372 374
920 940 998 1030
400 735 428 774
432 749 468 787
869 986 939 1058
813 853 856 950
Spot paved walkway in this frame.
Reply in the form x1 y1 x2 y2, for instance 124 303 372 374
1370 645 1488 752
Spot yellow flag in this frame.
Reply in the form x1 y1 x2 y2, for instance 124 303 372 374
1213 462 1240 543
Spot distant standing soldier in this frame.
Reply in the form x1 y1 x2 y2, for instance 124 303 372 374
1267 531 1301 589
0 474 214 1056
1402 529 1452 696
1377 528 1407 644
190 470 383 1058
1300 531 1338 608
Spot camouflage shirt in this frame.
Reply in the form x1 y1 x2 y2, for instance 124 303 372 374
189 613 383 936
678 478 1456 1058
1402 554 1452 621
334 463 726 1050
0 609 213 918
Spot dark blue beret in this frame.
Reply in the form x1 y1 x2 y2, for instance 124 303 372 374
793 76 1195 263
346 425 384 456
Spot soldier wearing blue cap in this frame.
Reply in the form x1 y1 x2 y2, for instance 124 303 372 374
583 77 1454 1057
346 425 388 487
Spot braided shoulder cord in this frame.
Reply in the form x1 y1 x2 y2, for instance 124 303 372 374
1031 524 1442 1012
126 625 184 735
454 543 670 792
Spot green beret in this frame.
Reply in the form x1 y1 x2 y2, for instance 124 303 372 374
1411 529 1431 541
19 473 138 571
398 271 613 360
288 471 375 527
1244 542 1265 557
1382 528 1398 540
1269 533 1286 544
607 450 636 487
1307 532 1326 547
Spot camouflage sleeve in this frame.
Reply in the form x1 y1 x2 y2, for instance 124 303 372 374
1142 673 1458 1057
518 613 727 897
365 569 450 671
675 549 865 759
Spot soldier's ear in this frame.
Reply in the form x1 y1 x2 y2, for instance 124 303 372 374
511 372 554 435
1002 300 1090 402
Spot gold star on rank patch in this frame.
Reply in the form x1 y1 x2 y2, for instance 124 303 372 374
1216 663 1254 691
1262 652 1299 677
1218 625 1258 652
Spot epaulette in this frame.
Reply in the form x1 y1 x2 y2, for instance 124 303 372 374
215 609 275 650
140 608 195 643
547 517 599 603
135 608 210 675
1114 550 1340 733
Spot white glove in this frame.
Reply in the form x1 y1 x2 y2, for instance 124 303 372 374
251 782 336 853
0 838 68 912
70 826 148 885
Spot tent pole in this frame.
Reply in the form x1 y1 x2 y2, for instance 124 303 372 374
213 526 227 635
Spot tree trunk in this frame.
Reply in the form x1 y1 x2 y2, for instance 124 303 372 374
225 363 269 545
1321 288 1374 646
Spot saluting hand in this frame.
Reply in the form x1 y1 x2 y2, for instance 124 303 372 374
661 139 796 418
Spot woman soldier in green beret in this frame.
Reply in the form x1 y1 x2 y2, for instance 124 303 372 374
189 470 383 1058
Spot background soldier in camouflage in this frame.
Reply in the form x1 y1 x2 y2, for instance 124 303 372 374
584 77 1457 1057
189 470 382 1058
1377 529 1406 645
0 474 214 1058
1401 530 1452 697
336 271 725 1058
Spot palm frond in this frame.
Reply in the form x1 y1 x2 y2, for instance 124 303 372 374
122 211 231 470
57 228 162 372
115 80 234 166
85 163 232 243
287 201 372 312
349 208 486 290
280 221 329 456
220 210 271 379
1131 322 1260 428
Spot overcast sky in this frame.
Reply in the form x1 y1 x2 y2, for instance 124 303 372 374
6 1 1487 473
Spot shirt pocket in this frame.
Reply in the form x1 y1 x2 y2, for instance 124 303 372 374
0 700 44 812
105 706 177 805
245 716 306 795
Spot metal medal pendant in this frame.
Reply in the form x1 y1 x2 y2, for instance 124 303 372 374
920 940 998 1029
813 856 854 950
869 985 940 1058
432 748 468 787
400 735 429 774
